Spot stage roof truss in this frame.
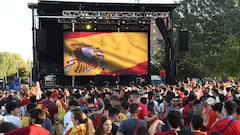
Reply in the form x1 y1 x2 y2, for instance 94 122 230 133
58 10 169 24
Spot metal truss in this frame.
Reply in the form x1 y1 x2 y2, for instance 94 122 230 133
62 10 169 18
58 18 152 24
58 10 169 24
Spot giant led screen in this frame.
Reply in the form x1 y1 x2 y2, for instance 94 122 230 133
63 32 148 76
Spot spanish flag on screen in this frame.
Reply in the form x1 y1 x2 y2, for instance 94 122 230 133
63 32 148 76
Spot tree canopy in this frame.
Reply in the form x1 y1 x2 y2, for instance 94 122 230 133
170 0 240 81
0 52 31 84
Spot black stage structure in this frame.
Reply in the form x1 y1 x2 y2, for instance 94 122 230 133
28 1 179 87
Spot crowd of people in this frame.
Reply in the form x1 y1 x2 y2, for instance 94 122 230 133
0 80 240 135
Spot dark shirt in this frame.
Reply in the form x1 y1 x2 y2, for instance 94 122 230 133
117 118 146 135
112 123 118 135
41 100 58 124
42 117 52 132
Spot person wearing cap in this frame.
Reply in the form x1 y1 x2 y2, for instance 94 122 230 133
204 97 217 131
50 91 66 135
209 100 240 135
138 89 146 97
39 91 58 124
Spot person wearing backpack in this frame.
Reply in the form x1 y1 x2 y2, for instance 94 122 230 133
116 103 147 135
209 100 240 135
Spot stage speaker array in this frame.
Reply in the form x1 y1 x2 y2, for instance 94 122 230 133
178 30 189 51
36 29 47 52
0 79 3 90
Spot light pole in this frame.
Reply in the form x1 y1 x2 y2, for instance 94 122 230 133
16 60 20 78
0 54 6 89
29 62 33 87
71 19 76 88
0 54 4 78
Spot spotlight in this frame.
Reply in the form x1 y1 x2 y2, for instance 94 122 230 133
107 13 113 17
107 20 111 24
86 24 92 30
118 20 121 26
71 19 77 23
122 13 128 17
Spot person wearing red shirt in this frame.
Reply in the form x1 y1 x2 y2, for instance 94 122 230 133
160 69 166 84
209 100 240 135
204 97 217 131
190 114 207 135
182 94 195 129
21 93 30 106
225 87 232 101
93 104 110 129
129 90 156 122
147 102 159 128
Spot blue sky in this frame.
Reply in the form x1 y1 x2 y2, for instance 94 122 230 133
0 0 176 61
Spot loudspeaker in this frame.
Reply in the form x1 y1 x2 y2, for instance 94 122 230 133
0 79 3 89
36 29 47 52
155 18 170 45
179 30 189 51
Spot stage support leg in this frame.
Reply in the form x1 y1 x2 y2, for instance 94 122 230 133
29 4 39 83
72 75 75 87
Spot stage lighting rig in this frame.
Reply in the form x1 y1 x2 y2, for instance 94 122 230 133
86 24 92 30
58 10 169 25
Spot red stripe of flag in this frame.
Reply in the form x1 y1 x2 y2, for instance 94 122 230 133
64 32 112 39
107 61 148 75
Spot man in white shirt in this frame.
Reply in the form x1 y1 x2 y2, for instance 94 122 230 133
3 102 21 128
63 99 79 135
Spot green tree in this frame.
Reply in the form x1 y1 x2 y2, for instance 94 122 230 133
150 39 165 74
173 0 240 80
0 52 31 84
